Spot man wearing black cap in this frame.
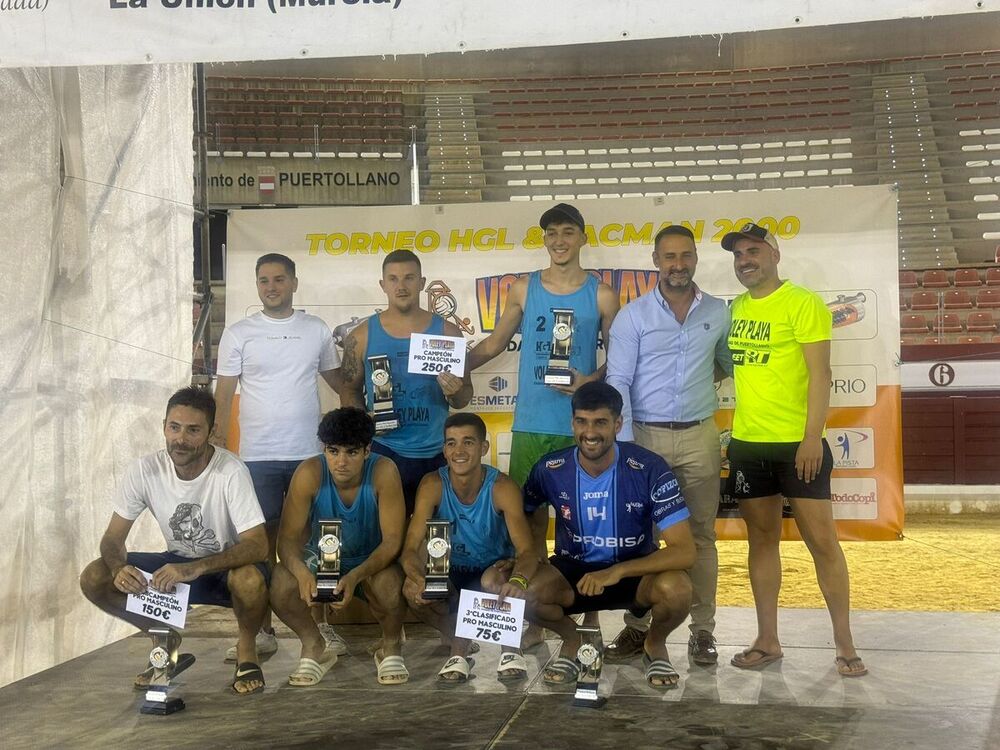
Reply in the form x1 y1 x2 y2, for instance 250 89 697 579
467 203 618 646
720 223 866 678
468 203 619 489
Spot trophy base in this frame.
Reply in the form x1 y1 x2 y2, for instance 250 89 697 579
422 580 451 600
572 688 606 709
313 582 343 604
373 414 400 433
140 697 186 715
543 368 573 386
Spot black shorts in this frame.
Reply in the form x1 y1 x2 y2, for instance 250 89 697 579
724 438 833 501
549 555 649 617
371 442 446 516
442 564 490 613
126 551 270 608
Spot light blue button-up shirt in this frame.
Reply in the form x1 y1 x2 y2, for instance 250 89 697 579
607 283 732 441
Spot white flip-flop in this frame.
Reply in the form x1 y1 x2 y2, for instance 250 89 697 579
288 648 338 687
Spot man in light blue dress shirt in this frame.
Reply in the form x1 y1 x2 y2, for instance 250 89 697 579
605 225 732 666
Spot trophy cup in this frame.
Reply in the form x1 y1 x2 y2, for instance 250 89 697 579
543 308 575 386
367 354 399 433
139 627 194 716
313 519 344 603
573 625 606 708
422 520 451 600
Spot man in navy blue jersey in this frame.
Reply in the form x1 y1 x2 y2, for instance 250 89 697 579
523 381 696 689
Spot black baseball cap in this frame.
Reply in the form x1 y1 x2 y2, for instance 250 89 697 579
721 222 779 252
539 203 586 231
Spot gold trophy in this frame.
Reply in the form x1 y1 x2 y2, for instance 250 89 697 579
544 308 575 386
573 625 606 708
313 519 343 603
367 354 399 432
139 627 194 715
423 520 451 600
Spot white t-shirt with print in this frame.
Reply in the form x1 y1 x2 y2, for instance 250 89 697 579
114 447 265 558
217 310 340 461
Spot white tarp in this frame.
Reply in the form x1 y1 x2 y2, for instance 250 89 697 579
0 64 194 688
226 186 905 539
0 1 982 69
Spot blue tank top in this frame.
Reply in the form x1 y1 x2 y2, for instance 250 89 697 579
434 465 514 572
366 313 449 458
308 454 382 570
512 271 601 436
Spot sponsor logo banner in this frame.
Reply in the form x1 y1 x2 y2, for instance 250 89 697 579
831 478 879 520
828 428 875 469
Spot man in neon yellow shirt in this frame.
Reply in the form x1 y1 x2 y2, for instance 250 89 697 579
721 222 866 678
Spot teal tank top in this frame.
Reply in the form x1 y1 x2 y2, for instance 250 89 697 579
308 453 382 570
435 465 514 572
512 271 601 436
366 313 449 458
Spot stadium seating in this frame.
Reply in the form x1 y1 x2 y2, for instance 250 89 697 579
943 289 974 309
901 313 931 334
977 288 1000 308
921 270 951 288
909 290 941 310
967 311 998 333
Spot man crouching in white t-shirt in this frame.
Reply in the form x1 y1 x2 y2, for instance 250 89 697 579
80 387 270 695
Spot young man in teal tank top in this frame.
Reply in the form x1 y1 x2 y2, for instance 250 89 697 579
340 249 473 515
467 204 619 490
467 203 619 646
271 408 410 686
401 413 539 683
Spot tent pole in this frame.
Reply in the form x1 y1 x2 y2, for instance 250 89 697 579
193 62 214 384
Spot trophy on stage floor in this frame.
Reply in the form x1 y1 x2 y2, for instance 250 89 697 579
139 627 194 716
573 625 606 708
422 520 451 600
313 519 343 603
368 354 399 433
544 308 575 386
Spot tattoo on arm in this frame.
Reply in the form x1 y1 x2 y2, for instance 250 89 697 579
342 335 360 384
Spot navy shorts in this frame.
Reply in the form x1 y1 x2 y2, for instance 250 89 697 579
725 438 833 501
246 460 302 523
371 442 446 516
549 555 649 617
126 551 269 608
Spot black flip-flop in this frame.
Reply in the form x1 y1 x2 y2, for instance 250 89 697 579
133 652 196 691
231 661 266 695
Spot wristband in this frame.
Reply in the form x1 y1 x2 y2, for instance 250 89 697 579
508 574 529 590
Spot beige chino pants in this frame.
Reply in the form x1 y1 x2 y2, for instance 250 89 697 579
633 418 722 635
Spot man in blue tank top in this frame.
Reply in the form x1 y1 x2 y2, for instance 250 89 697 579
271 407 410 687
523 382 697 689
467 203 619 487
467 202 619 647
341 249 473 515
401 413 539 684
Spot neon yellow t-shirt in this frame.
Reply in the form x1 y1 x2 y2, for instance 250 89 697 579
728 281 832 442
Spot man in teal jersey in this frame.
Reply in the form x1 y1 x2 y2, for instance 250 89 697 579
401 413 538 683
341 249 473 515
468 203 620 488
721 222 865 678
271 407 410 686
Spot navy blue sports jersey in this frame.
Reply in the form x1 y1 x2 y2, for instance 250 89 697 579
523 442 689 565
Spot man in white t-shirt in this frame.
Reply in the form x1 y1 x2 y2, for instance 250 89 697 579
79 387 270 695
214 252 346 659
